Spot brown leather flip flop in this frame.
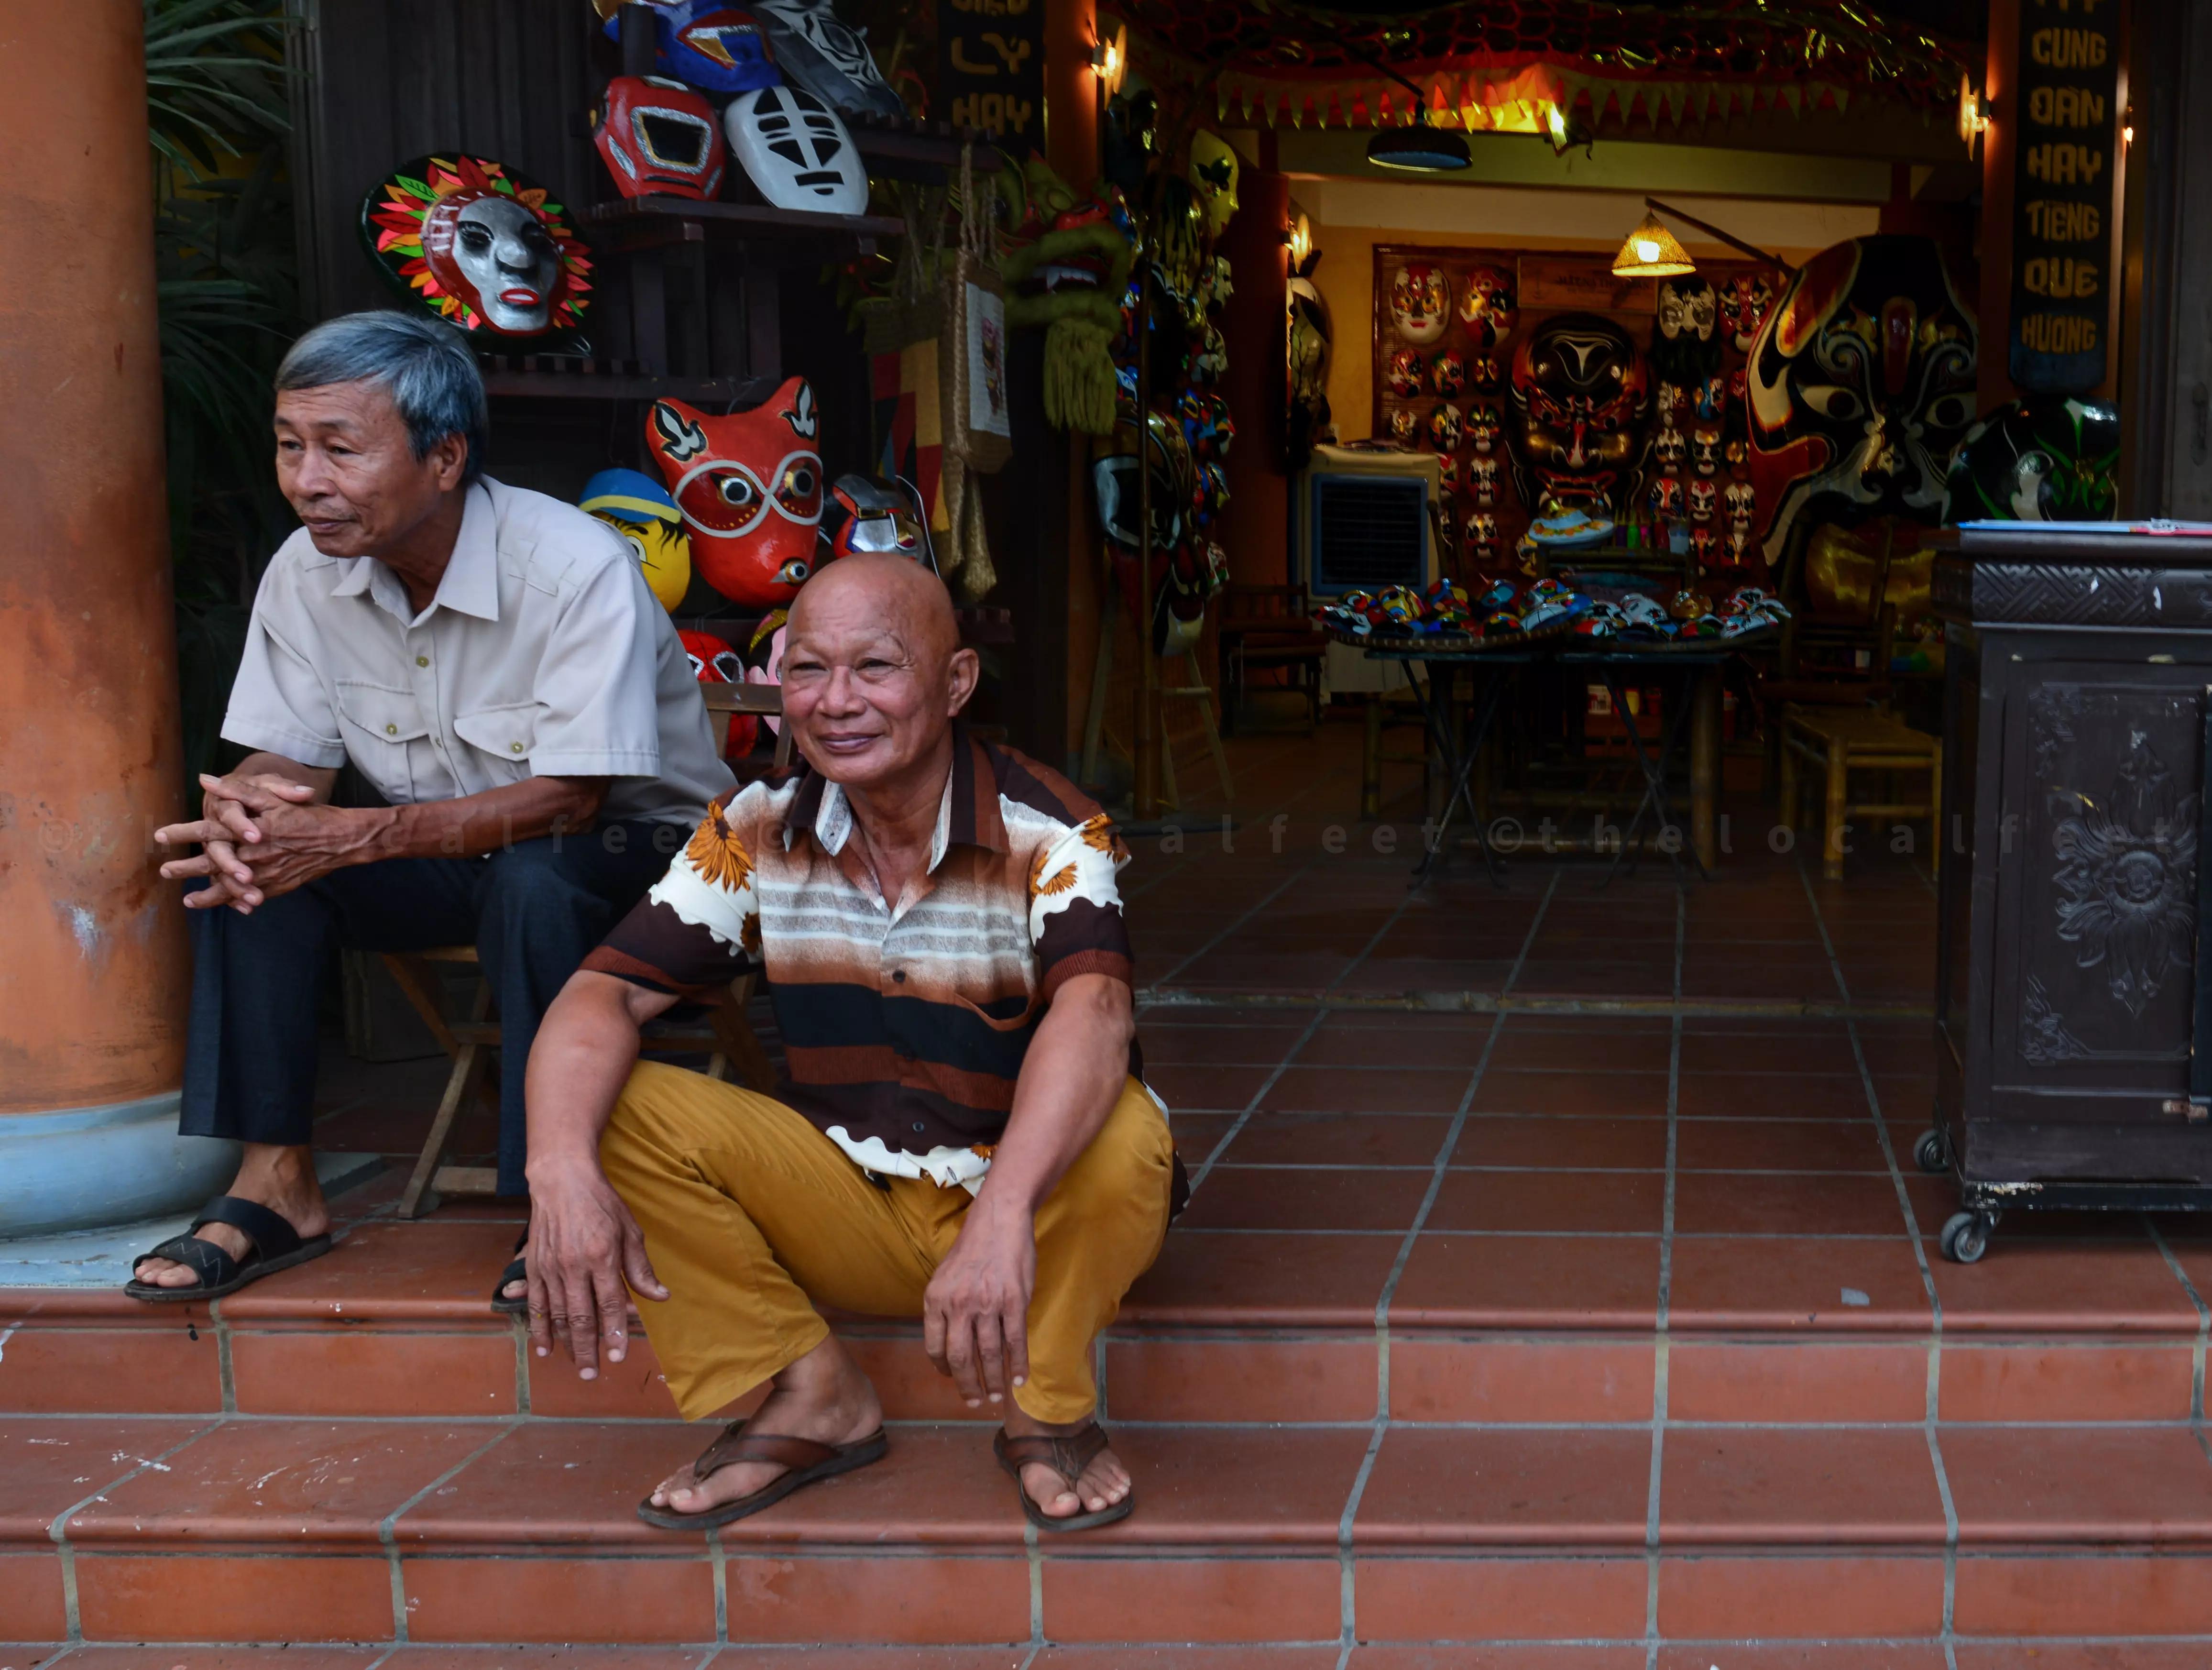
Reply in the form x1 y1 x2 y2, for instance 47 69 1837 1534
635 1420 887 1530
995 1421 1134 1532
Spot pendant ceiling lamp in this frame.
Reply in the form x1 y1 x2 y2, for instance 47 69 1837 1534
1611 210 1695 277
1361 59 1470 172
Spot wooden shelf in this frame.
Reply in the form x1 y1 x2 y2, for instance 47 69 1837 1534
849 120 1007 185
579 195 904 255
481 366 778 405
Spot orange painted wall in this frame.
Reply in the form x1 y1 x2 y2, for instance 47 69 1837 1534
0 1 191 1111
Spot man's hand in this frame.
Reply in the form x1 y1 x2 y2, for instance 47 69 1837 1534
157 774 367 911
525 1160 669 1380
922 1197 1036 1407
156 771 323 912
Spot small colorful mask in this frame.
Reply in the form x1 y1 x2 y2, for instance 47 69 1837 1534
1505 312 1651 516
1718 271 1777 352
1390 263 1451 345
594 77 726 201
1428 402 1464 452
1469 354 1503 391
748 0 903 119
725 85 867 214
1651 276 1722 389
1687 478 1719 524
581 467 692 612
1942 395 2120 523
1386 348 1425 399
1435 452 1461 494
1456 265 1519 349
1724 480 1757 539
1654 428 1686 471
1468 455 1499 508
825 473 927 561
646 376 823 607
361 154 591 342
1648 475 1685 520
1187 130 1242 236
1388 406 1420 444
1468 403 1501 454
1464 509 1498 552
1690 425 1722 477
1431 352 1467 397
1691 526 1718 567
679 628 745 683
602 1 780 94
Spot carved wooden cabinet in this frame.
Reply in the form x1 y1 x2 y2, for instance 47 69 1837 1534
1927 527 2212 1260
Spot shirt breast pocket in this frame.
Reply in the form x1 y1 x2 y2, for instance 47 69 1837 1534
333 680 428 803
453 701 541 785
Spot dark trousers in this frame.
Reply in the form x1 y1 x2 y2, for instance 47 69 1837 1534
180 822 679 1196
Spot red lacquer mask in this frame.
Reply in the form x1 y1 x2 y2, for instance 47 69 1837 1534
646 377 823 607
595 76 726 201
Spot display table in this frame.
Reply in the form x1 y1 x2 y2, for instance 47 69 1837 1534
1362 643 1539 885
1557 644 1734 884
1925 525 2212 1260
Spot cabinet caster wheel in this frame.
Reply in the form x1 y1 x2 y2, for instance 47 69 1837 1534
1914 1128 1952 1174
1940 1209 1995 1264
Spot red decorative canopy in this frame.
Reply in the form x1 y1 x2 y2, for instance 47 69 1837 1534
1107 0 1973 128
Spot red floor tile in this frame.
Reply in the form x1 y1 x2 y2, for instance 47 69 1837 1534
1673 1118 1891 1173
216 1220 524 1322
1667 1237 1932 1331
1938 1341 2196 1422
1391 1233 1662 1329
401 1552 720 1644
1142 1063 1282 1110
709 1654 1035 1670
1219 1111 1455 1167
1070 1425 1369 1547
526 1330 688 1420
0 1324 223 1414
1468 1069 1670 1117
1659 1428 1945 1545
1040 1555 1340 1644
1453 1116 1669 1169
229 1326 517 1417
1950 1647 2212 1670
1389 1339 1654 1423
1657 1553 1945 1637
1655 1648 1946 1670
61 1652 388 1670
1671 1172 1910 1237
1140 1025 1309 1067
1177 1167 1433 1233
1488 1021 1673 1073
1039 1652 1339 1670
1940 1425 2212 1544
0 1549 65 1642
1353 1427 1652 1547
1353 1639 1643 1667
1668 1341 1927 1423
1927 1239 2201 1333
1951 1552 2212 1635
1354 1553 1649 1642
1677 1027 1863 1076
74 1550 395 1642
1425 1169 1667 1234
1675 1074 1873 1121
0 1418 211 1539
65 1418 498 1545
1301 1022 1502 1069
1125 1231 1401 1327
1104 1335 1378 1423
1262 1065 1475 1113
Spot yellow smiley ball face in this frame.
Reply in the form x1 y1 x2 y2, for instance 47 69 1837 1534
591 508 691 612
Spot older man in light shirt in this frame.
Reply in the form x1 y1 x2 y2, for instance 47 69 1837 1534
131 311 734 1305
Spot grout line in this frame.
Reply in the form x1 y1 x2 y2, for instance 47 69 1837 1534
1644 886 1686 1670
1026 1518 1044 1648
1186 1007 1332 1193
2149 1218 2212 1454
1333 874 1559 1656
43 1417 223 1644
710 1525 729 1645
375 1418 521 1643
1146 858 1320 989
1814 852 1961 1648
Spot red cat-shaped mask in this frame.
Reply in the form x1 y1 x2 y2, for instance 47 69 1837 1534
646 377 822 606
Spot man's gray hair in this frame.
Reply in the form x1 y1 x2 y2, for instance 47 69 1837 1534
275 310 489 482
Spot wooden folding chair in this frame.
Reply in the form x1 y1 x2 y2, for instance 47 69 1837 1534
383 948 777 1219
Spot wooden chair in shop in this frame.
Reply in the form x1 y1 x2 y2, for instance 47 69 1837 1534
1777 706 1941 882
386 679 789 1219
1216 583 1325 734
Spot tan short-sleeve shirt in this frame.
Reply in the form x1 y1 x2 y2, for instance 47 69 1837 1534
222 477 735 824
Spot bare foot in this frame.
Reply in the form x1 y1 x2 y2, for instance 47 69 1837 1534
646 1333 883 1518
1003 1405 1132 1520
133 1143 330 1289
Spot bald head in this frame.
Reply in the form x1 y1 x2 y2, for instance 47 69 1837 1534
788 552 959 662
778 553 979 798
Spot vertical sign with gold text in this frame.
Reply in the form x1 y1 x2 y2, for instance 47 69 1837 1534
2008 0 2120 390
939 0 1043 154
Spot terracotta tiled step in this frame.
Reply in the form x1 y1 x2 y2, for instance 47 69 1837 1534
13 1416 2212 1650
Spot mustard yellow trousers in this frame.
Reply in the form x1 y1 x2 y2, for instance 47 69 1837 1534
600 1061 1175 1424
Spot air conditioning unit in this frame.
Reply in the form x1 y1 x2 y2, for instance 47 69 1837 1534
1294 444 1440 599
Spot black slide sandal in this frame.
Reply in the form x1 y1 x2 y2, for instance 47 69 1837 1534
124 1196 333 1303
636 1421 888 1530
490 1231 528 1316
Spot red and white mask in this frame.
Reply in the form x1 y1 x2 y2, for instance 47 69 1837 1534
595 76 726 201
1687 478 1719 524
646 377 823 608
1467 456 1499 508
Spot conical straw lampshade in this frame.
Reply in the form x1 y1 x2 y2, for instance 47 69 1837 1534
1611 211 1695 277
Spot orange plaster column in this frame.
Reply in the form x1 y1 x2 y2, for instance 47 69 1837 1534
0 1 213 1234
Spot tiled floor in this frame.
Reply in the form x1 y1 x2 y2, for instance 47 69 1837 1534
13 719 2212 1663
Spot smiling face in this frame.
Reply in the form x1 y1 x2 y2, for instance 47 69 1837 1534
273 378 465 560
431 195 562 333
778 554 979 794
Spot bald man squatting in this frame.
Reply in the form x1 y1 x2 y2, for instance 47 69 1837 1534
523 554 1176 1532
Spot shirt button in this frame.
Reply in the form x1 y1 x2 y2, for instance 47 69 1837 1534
416 655 429 668
384 723 397 736
891 970 907 983
912 1122 927 1134
510 741 525 753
